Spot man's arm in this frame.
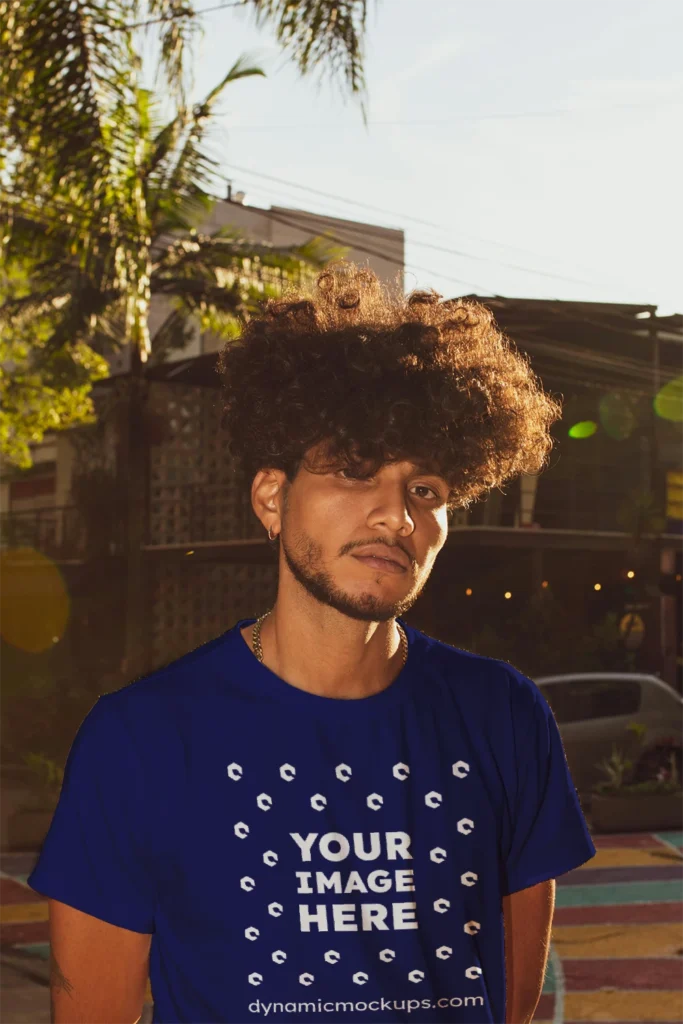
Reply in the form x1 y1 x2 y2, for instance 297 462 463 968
48 898 152 1023
502 878 555 1024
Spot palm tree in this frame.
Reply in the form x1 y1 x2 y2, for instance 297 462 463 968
2 58 326 678
1 1 368 463
2 59 324 387
1 0 367 673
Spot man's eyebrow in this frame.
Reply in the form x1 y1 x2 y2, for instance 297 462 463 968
411 459 444 476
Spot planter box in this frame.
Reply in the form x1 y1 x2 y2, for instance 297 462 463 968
591 791 683 833
6 807 55 851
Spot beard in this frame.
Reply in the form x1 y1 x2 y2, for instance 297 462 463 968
279 521 430 623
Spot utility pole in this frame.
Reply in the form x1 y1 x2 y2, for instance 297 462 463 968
119 341 150 680
648 307 678 688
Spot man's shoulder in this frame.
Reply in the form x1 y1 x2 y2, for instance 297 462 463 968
411 627 538 705
101 629 235 712
413 626 519 680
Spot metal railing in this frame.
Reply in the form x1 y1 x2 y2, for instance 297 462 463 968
533 478 625 532
147 482 258 546
0 506 87 561
1 474 666 560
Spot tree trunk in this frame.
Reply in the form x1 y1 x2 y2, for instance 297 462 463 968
119 344 150 679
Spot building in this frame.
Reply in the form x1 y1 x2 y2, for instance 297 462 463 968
133 296 683 687
2 201 681 690
0 200 404 675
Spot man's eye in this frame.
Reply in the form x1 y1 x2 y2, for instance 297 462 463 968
412 485 440 500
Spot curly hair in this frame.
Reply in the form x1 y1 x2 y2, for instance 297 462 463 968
217 262 563 514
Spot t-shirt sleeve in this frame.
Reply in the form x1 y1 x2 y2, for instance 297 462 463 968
27 693 156 933
502 668 597 896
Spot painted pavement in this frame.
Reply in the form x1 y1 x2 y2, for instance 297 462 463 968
2 832 682 1022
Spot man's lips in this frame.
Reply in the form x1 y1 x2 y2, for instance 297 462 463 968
351 552 408 573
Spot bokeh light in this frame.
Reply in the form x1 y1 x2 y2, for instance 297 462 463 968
0 547 70 654
599 392 638 440
619 612 645 650
568 420 598 439
654 376 683 423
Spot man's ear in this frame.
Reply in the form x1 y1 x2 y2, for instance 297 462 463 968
251 468 288 533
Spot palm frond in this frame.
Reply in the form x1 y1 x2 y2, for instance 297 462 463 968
246 0 369 96
151 229 321 333
202 54 266 108
146 1 200 108
163 56 265 197
1 0 138 202
153 230 314 282
144 55 264 232
151 190 215 235
149 302 198 362
0 254 110 468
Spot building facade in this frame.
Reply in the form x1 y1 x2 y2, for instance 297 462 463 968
2 203 681 693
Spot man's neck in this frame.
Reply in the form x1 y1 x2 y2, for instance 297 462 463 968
240 604 405 700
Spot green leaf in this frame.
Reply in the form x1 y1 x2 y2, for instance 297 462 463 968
246 0 369 96
1 0 368 468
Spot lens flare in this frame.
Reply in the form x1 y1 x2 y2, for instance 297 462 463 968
0 547 70 653
568 420 598 439
654 376 683 423
599 392 638 441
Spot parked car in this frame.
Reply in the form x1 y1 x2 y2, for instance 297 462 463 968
534 673 683 800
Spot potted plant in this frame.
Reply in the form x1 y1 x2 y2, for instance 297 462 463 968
590 722 683 833
6 751 63 851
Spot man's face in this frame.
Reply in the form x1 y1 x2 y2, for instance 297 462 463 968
274 443 450 623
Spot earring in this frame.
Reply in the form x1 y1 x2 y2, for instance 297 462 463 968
268 525 277 541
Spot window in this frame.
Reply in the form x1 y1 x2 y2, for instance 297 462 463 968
539 678 641 724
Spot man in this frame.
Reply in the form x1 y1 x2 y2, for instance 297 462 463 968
29 263 596 1023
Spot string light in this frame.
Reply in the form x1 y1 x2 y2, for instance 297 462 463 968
455 569 678 602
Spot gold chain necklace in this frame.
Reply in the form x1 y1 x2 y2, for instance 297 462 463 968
252 611 408 667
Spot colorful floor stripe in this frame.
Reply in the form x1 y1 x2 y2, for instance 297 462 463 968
0 872 49 959
2 830 682 1021
536 829 683 1023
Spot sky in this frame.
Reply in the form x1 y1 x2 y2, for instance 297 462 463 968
145 0 683 314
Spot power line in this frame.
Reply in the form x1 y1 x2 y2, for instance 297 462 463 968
222 98 683 129
243 184 603 290
230 180 671 333
4 181 664 336
216 201 675 386
3 186 513 311
4 188 672 389
237 201 493 294
1 183 657 328
126 1 246 31
221 161 633 292
221 173 671 328
229 200 665 340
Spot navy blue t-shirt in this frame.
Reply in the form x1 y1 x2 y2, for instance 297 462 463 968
28 617 596 1023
